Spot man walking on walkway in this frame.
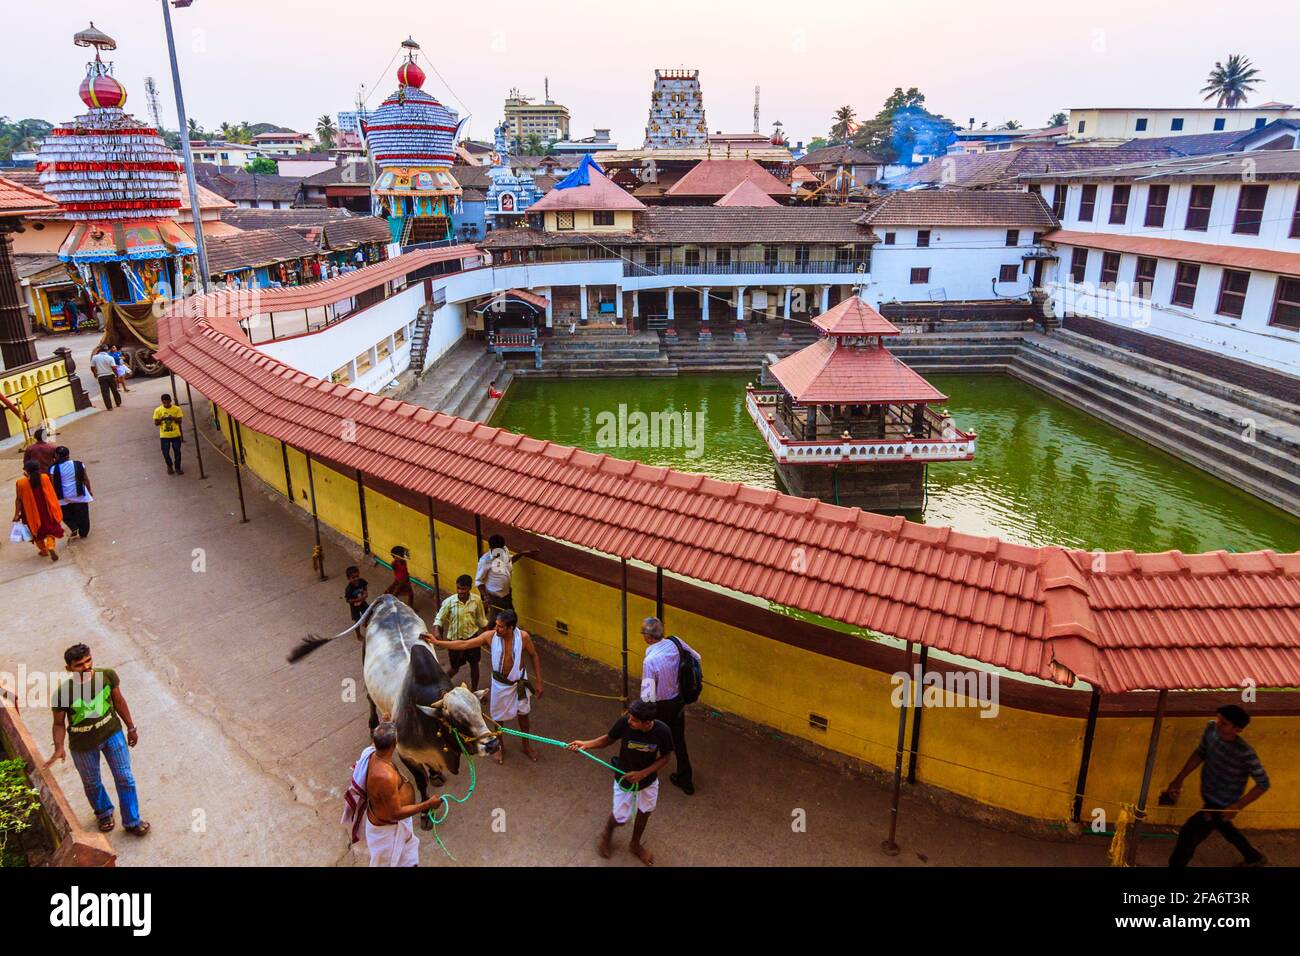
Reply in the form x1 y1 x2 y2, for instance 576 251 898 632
430 574 488 690
567 698 674 866
1165 705 1270 867
49 445 93 539
152 393 184 475
45 643 150 837
640 617 700 795
22 428 58 471
475 534 539 624
90 347 121 410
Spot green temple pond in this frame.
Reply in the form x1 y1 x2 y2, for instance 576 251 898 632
490 372 1300 555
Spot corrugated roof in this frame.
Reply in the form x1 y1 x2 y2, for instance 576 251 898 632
154 249 1300 694
899 146 1178 188
857 191 1057 228
1044 229 1300 275
769 337 948 404
666 159 788 198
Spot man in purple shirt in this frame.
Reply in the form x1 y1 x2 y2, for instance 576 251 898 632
639 617 699 795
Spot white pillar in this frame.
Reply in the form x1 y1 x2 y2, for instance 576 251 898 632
820 284 830 314
666 287 675 324
615 287 624 319
784 286 793 320
735 286 746 321
579 285 588 324
543 287 553 328
701 287 710 324
632 290 640 318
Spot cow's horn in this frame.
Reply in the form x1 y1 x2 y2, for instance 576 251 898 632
415 701 445 719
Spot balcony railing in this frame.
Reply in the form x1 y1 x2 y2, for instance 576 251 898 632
623 260 870 278
745 388 977 465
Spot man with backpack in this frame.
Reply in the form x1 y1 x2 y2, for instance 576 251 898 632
639 617 701 795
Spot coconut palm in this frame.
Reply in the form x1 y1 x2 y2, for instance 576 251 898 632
1003 120 1022 130
830 105 856 143
1201 54 1262 108
1047 111 1068 127
316 114 337 151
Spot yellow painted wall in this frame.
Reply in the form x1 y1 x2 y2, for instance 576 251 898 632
2 358 79 436
216 415 1300 829
544 210 635 233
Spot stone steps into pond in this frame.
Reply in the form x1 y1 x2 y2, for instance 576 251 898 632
1010 342 1300 518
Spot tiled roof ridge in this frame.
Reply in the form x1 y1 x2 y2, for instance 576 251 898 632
156 254 1300 693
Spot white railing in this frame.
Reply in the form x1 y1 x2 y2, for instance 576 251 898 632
745 389 977 464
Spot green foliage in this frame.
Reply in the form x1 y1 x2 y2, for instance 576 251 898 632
0 758 40 858
522 133 546 156
244 157 279 175
1202 54 1263 108
1047 111 1068 128
315 114 337 152
829 105 857 144
852 87 957 164
805 136 829 152
0 116 54 161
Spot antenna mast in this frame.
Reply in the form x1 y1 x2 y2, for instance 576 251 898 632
753 85 760 134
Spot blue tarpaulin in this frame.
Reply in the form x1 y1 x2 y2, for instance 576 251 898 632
553 153 605 190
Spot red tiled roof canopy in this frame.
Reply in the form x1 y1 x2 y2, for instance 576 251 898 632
769 338 948 405
0 176 59 216
1045 230 1300 276
666 159 788 198
857 190 1058 228
714 179 782 207
813 295 900 336
528 166 645 212
474 288 548 313
155 253 1300 694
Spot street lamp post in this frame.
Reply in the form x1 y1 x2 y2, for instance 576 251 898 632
160 0 211 294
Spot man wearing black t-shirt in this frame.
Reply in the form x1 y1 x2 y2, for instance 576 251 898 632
567 698 673 866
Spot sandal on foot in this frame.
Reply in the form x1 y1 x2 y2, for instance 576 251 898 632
98 817 115 832
124 821 151 836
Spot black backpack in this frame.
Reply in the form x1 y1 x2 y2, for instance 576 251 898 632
667 636 703 704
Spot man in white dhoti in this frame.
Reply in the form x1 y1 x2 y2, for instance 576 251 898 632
425 609 543 765
341 722 441 866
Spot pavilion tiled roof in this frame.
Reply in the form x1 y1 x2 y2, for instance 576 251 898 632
665 159 788 198
221 207 357 231
897 146 1179 188
768 337 947 404
528 165 645 212
714 179 782 207
154 249 1300 694
796 144 887 168
813 295 900 336
1044 229 1300 276
856 191 1058 228
309 215 392 251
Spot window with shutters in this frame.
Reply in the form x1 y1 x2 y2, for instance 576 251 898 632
1270 277 1300 331
1292 193 1300 239
910 267 930 284
1144 185 1169 228
714 247 731 267
592 210 615 226
917 229 931 247
1134 256 1158 294
684 248 700 267
1005 229 1019 247
1171 262 1200 307
884 231 896 245
1185 185 1214 231
1109 185 1131 224
1099 252 1121 286
764 245 779 268
998 264 1019 283
1052 186 1067 220
1216 270 1251 318
1232 185 1268 235
1070 248 1089 283
1078 184 1097 222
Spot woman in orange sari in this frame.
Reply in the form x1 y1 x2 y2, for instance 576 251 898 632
13 460 64 560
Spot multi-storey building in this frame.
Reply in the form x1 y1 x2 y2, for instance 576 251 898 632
644 69 708 148
1068 104 1300 144
504 87 571 148
1024 150 1300 379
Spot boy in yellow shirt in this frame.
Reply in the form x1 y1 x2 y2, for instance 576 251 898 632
152 393 184 475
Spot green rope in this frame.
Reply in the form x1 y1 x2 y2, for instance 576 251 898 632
493 724 643 826
424 729 476 861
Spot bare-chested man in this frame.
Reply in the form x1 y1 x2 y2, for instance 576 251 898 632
361 721 441 866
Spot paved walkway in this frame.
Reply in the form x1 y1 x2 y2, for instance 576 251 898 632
3 346 1295 867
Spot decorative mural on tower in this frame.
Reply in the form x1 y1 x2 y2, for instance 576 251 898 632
644 69 708 148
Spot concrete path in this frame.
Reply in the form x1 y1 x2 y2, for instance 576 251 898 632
3 352 1295 867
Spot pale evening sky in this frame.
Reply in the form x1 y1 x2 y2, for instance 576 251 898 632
6 0 1299 148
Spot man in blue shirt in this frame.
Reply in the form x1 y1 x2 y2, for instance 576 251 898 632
1164 705 1270 867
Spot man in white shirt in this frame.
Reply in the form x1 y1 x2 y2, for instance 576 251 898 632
474 534 539 624
639 617 700 795
89 348 121 410
49 446 93 539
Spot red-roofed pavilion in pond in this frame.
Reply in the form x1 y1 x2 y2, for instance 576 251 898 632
746 290 976 510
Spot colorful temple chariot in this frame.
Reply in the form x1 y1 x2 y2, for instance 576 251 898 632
746 291 976 510
36 22 196 373
364 37 464 245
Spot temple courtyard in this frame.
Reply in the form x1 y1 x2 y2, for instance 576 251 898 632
2 337 1297 867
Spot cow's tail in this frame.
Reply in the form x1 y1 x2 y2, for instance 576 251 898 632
287 600 380 663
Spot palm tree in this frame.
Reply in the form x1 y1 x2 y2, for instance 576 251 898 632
187 118 201 140
1047 111 1068 127
219 121 235 141
1201 54 1262 108
523 133 544 156
830 105 856 143
1003 120 1022 130
315 114 337 151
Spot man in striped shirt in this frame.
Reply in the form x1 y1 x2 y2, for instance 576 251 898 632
1165 705 1270 867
